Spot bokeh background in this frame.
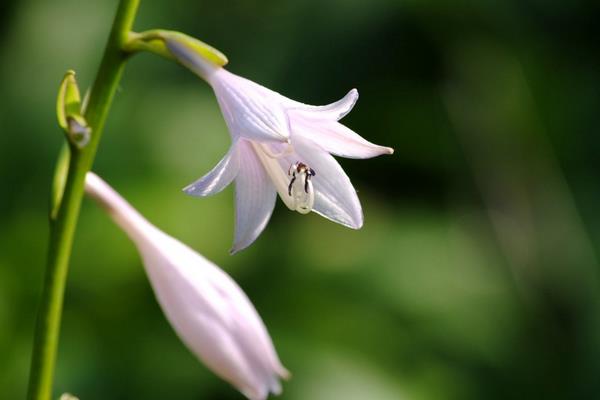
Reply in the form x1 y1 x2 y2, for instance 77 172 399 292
2 0 600 399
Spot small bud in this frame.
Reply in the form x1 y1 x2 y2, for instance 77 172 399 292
56 70 91 149
56 70 81 130
67 115 91 148
59 393 79 400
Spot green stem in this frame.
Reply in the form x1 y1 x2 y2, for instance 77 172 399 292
27 1 140 399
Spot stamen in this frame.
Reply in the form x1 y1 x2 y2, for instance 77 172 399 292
287 161 315 214
250 143 315 214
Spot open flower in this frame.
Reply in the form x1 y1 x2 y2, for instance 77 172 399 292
84 172 289 400
166 38 394 253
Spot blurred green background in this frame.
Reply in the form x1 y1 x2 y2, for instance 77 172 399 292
2 0 600 399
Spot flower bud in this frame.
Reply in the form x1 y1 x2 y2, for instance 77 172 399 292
56 70 91 149
85 172 289 399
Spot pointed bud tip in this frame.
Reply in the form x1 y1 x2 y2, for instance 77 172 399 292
279 366 292 380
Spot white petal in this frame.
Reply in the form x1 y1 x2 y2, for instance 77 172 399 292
289 137 363 228
183 142 240 197
210 69 291 143
286 88 359 121
231 140 277 253
290 114 394 159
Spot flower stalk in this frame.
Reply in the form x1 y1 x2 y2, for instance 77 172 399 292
27 1 140 399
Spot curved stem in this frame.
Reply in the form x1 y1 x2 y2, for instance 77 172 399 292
27 1 140 399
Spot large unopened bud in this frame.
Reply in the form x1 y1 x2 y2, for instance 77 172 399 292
84 172 289 400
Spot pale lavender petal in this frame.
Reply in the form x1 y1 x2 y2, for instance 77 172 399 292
286 88 359 121
211 70 291 143
231 140 277 253
290 114 394 159
183 142 240 197
290 137 363 229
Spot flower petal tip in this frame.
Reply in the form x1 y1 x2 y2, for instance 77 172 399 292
352 220 364 230
229 237 256 254
335 89 359 120
228 244 245 255
348 210 364 230
385 146 395 155
182 184 201 196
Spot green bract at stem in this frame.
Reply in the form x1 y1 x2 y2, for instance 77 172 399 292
27 1 140 400
124 29 228 67
50 144 70 221
56 70 81 131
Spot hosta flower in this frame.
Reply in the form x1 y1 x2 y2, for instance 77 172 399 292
166 38 393 253
84 172 289 400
